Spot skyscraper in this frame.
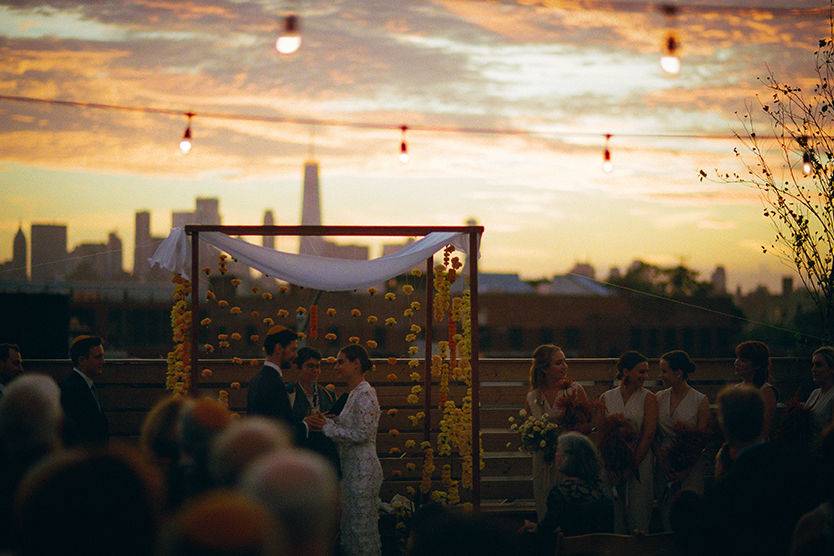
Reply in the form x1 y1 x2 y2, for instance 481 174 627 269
170 198 222 265
711 266 727 295
106 232 123 278
134 211 151 280
299 161 326 256
263 210 275 250
11 225 27 281
31 224 67 282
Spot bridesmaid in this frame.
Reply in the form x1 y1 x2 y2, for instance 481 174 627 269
734 341 777 438
600 351 658 534
655 350 709 530
804 346 834 435
524 344 588 521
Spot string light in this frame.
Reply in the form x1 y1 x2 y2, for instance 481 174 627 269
399 125 409 163
660 33 681 75
659 4 681 75
602 133 613 173
802 151 813 176
179 112 194 154
276 14 301 55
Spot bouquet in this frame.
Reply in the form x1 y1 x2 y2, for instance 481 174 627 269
599 414 639 484
509 409 560 463
658 422 708 481
556 393 602 434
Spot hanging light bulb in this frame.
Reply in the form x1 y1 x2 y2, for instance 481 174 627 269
802 151 813 176
660 33 681 75
399 125 409 163
179 113 193 155
276 14 301 54
602 133 613 173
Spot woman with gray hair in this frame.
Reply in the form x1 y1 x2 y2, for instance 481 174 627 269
536 432 614 542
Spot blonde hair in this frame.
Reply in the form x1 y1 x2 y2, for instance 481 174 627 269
529 344 564 389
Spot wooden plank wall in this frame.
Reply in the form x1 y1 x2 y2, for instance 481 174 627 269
27 357 812 509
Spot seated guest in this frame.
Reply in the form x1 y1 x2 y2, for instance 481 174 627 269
159 490 286 556
804 346 834 435
734 340 778 438
706 385 815 556
61 335 108 447
289 347 341 476
791 423 834 556
0 374 63 551
0 342 24 399
536 432 613 548
177 397 232 501
140 395 186 509
209 417 291 486
242 450 338 556
15 447 161 556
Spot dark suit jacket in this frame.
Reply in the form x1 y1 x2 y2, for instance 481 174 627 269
60 369 108 447
705 441 817 556
246 365 307 444
290 383 342 477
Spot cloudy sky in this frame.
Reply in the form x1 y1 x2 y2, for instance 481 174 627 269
0 0 828 290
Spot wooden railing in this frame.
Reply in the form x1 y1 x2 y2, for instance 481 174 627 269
26 357 812 512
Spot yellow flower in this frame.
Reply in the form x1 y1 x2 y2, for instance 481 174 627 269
230 332 242 341
249 310 260 318
539 440 547 448
366 340 378 349
351 308 362 317
402 284 414 295
387 408 399 416
326 307 337 317
262 317 274 326
408 346 418 355
385 292 396 301
279 285 289 294
201 368 213 378
411 385 423 394
230 306 242 315
218 300 229 308
387 357 398 366
386 373 398 382
519 409 528 417
348 336 360 345
249 334 260 343
405 462 417 471
325 383 336 391
388 447 401 455
367 287 376 295
410 324 421 333
297 332 306 340
232 357 243 365
404 439 416 449
217 334 229 341
367 315 378 324
230 381 241 390
403 308 414 317
200 318 212 326
406 394 419 404
230 278 241 286
385 317 397 327
261 292 273 300
276 309 289 318
408 359 421 368
324 333 337 341
389 428 400 437
406 486 416 496
410 301 421 311
206 290 216 300
326 357 336 365
203 344 215 353
296 306 307 315
410 269 422 277
410 372 421 382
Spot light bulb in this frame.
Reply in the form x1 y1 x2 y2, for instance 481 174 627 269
802 151 813 176
660 55 680 74
276 15 301 54
399 149 410 164
179 139 192 154
179 115 193 155
399 125 409 163
602 159 614 173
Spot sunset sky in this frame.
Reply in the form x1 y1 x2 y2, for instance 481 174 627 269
0 0 829 291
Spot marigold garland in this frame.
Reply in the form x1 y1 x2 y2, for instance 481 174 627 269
165 275 192 397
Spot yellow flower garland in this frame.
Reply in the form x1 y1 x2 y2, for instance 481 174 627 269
165 275 192 397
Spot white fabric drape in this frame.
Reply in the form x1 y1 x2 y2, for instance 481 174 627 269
148 227 476 291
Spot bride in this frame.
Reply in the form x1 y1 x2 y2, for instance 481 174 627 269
309 344 382 556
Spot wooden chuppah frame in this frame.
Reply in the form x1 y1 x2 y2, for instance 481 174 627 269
184 224 484 507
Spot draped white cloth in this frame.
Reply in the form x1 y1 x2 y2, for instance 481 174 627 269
148 227 476 291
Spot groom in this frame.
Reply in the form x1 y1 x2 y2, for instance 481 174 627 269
247 325 318 443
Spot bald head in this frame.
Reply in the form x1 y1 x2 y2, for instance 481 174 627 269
209 417 292 486
241 450 338 555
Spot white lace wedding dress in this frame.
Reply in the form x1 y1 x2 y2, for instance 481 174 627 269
323 380 383 555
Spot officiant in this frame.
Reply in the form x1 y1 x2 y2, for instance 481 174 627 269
289 347 342 477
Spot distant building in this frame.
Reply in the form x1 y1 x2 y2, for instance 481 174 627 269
106 232 123 278
538 274 613 296
711 265 727 295
607 267 621 281
0 226 28 282
134 211 152 280
298 161 368 260
31 224 68 282
263 210 275 250
569 262 596 279
382 238 415 257
170 197 222 266
475 273 534 294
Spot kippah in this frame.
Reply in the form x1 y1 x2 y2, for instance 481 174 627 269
70 335 94 348
266 325 288 336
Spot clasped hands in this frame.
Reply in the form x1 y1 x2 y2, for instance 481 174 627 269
304 412 329 431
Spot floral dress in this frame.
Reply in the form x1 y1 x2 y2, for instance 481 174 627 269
527 383 585 521
323 381 383 556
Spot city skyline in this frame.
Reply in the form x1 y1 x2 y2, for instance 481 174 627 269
0 1 827 292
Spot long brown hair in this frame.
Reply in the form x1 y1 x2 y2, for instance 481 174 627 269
529 344 564 389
